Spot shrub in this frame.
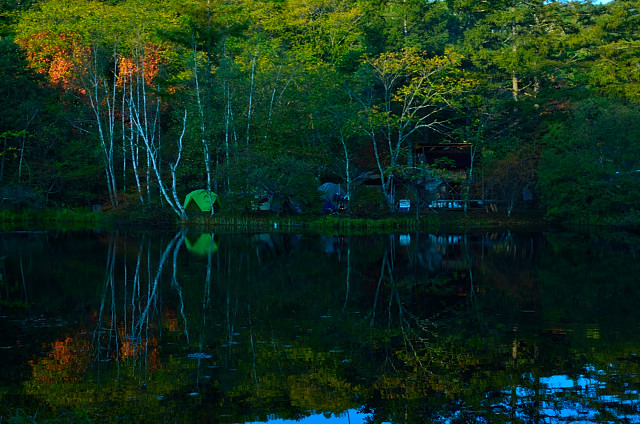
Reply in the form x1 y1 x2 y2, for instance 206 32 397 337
0 185 44 210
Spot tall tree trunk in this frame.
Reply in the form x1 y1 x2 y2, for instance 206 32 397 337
86 46 119 207
129 96 188 219
224 79 232 191
245 47 259 146
193 41 212 192
339 131 352 203
0 136 6 183
511 24 519 102
264 62 294 143
126 50 188 219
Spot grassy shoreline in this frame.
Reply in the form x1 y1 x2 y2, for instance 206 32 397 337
183 209 550 232
0 208 110 231
0 207 551 232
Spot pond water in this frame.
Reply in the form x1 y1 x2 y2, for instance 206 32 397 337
1 229 640 423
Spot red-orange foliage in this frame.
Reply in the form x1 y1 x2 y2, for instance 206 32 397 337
18 31 164 95
29 335 90 384
16 31 83 88
118 45 162 88
118 322 161 370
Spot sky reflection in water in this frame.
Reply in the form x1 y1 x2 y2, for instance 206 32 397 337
250 410 374 424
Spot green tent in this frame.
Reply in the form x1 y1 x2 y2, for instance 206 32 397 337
183 189 220 213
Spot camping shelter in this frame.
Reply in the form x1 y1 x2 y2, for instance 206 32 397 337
183 189 220 214
318 182 347 212
318 182 346 202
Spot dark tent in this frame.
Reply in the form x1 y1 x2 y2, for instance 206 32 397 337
318 182 346 202
318 182 347 212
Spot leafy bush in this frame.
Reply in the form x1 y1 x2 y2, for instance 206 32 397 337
350 185 384 217
0 185 44 210
215 146 320 214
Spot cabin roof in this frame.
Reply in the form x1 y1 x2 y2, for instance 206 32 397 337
415 143 473 169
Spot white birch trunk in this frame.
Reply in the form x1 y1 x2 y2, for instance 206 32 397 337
193 42 212 192
339 131 352 203
125 50 188 220
86 46 119 207
245 47 258 146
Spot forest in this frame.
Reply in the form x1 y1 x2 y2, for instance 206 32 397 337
1 0 640 224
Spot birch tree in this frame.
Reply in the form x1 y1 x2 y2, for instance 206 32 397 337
358 48 476 210
16 0 191 215
125 47 188 220
15 0 126 206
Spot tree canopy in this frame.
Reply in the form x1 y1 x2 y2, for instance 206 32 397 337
2 0 638 223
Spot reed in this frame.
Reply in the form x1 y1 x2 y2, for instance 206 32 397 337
181 213 442 232
183 213 303 231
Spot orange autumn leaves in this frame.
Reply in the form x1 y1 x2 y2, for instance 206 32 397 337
29 326 163 386
16 30 163 93
14 0 175 93
29 336 90 385
118 50 161 89
16 30 81 88
28 304 183 387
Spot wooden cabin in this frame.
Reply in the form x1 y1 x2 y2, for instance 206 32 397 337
411 143 482 209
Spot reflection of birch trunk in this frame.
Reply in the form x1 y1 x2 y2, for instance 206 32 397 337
249 304 259 387
393 280 421 369
387 265 395 331
204 234 213 308
19 254 27 303
225 252 239 352
130 236 144 338
463 233 487 338
172 230 189 344
463 233 478 308
93 236 118 361
110 245 119 372
135 230 186 340
370 250 388 327
343 245 350 313
227 286 237 347
198 233 214 355
122 238 128 368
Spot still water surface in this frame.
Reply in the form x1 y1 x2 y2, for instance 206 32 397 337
1 229 640 423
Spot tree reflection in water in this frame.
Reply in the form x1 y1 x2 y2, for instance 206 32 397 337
1 230 640 423
91 230 188 380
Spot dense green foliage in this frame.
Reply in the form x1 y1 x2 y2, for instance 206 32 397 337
1 0 639 223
